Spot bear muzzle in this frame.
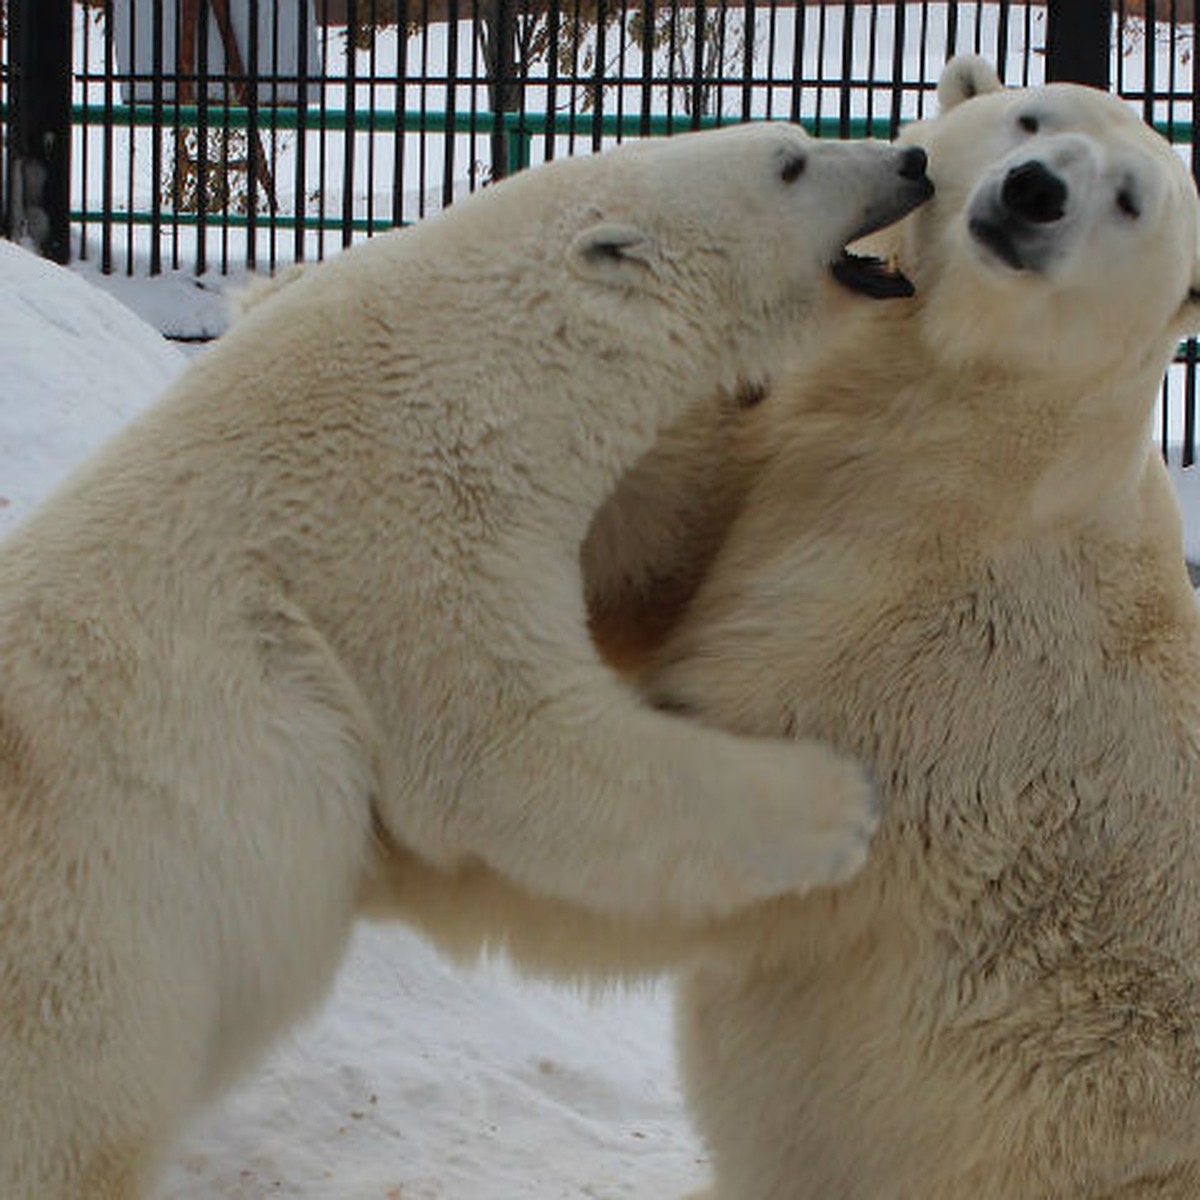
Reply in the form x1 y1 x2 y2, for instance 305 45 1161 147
967 159 1073 274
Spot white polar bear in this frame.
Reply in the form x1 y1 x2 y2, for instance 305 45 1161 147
599 61 1200 1199
0 124 932 1199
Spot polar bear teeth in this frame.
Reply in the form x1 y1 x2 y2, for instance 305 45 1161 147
830 250 916 300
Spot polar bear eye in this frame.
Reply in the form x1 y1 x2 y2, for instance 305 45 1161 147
1116 187 1141 219
1017 113 1040 134
780 153 807 184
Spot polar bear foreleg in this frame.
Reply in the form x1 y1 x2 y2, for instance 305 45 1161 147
448 669 876 926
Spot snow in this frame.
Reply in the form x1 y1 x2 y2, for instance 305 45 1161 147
0 240 186 531
0 241 704 1199
72 252 239 343
162 928 702 1200
4 233 1200 1196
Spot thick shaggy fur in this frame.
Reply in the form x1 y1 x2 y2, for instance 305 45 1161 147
608 63 1200 1198
0 125 932 1197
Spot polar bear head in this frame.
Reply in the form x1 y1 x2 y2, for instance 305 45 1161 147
557 122 932 304
429 122 932 388
888 56 1200 375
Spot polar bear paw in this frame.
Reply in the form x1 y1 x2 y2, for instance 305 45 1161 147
727 739 879 899
669 735 880 919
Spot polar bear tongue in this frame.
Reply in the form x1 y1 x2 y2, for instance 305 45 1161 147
830 251 916 300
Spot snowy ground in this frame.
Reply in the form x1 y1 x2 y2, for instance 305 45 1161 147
5 236 1200 1199
0 241 704 1200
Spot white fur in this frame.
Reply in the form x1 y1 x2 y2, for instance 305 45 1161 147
596 66 1200 1198
0 123 930 1197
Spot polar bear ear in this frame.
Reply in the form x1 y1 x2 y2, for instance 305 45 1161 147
937 55 1003 112
569 223 659 286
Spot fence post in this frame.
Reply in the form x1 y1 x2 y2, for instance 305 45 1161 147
485 0 516 179
1045 0 1111 89
7 0 73 263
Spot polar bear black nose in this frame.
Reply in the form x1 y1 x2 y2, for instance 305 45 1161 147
898 147 928 180
1001 161 1067 224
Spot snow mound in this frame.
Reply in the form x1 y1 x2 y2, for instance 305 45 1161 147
0 239 185 533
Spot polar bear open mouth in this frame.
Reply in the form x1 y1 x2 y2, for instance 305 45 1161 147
831 251 916 299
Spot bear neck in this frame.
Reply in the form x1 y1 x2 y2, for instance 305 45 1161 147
774 300 1172 548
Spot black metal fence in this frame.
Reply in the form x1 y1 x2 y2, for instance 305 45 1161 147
0 0 1131 274
2 0 1199 452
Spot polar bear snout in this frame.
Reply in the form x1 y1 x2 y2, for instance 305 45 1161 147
898 145 930 182
967 158 1076 273
962 133 1110 275
1001 161 1068 225
840 146 934 244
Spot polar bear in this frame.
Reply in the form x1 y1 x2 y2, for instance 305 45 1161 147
604 62 1200 1199
0 125 932 1198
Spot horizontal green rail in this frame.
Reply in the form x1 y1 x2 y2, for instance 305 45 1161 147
65 100 1199 147
62 103 899 218
68 102 904 171
69 101 895 142
75 101 499 135
72 207 397 234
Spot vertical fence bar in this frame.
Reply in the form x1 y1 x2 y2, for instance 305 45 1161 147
1142 0 1156 123
171 0 183 269
489 0 514 178
1185 341 1198 468
1046 0 1110 87
316 0 328 256
102 0 115 270
614 0 627 140
593 0 608 148
994 0 1010 81
443 0 458 205
246 0 260 271
296 0 311 261
390 0 407 223
268 0 280 268
837 0 853 136
864 0 878 134
150 0 165 275
888 0 905 135
691 0 707 126
764 0 780 119
7 0 72 262
366 0 377 238
77 6 90 260
197 0 211 274
416 0 429 206
814 0 827 130
513 0 530 170
1187 4 1200 465
0 0 8 248
342 0 358 247
124 0 136 272
547 0 565 154
741 0 756 123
